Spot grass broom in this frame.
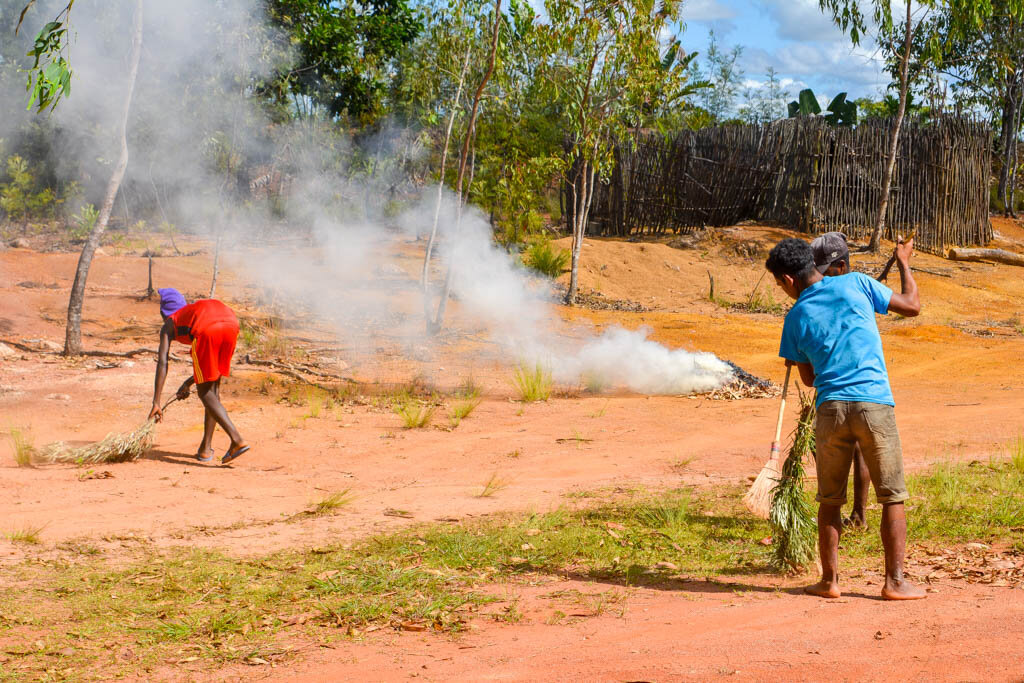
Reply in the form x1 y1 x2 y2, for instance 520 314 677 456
769 391 817 570
40 397 177 465
742 364 791 518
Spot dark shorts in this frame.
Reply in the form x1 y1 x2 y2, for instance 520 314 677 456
815 401 908 506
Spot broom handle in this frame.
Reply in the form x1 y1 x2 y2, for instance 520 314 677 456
770 365 793 458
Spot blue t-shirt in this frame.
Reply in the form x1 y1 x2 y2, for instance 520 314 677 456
779 272 894 408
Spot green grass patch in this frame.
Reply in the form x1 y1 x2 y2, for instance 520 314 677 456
512 362 552 402
1 460 1022 678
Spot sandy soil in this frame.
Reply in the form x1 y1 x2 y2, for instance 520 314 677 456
2 221 1024 679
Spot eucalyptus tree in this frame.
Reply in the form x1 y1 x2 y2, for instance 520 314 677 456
818 0 1024 250
539 0 687 304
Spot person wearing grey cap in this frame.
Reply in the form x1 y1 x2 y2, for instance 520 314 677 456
809 232 870 531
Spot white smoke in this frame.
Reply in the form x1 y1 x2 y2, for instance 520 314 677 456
4 0 736 395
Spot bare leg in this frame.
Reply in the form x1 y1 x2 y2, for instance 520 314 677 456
846 445 869 529
197 379 245 450
197 381 217 458
880 502 926 600
805 503 843 598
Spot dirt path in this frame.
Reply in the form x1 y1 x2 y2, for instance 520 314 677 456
172 575 1024 682
2 223 1024 679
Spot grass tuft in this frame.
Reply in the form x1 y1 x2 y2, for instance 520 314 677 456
309 489 354 516
9 427 36 467
512 362 552 402
7 523 46 544
395 400 436 429
449 397 482 428
1009 435 1024 474
477 472 511 498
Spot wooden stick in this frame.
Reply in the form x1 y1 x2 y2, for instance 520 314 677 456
770 364 793 457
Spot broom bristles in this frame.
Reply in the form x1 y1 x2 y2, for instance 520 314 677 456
743 454 781 519
40 417 157 465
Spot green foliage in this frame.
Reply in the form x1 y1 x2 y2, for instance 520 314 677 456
511 361 552 402
20 2 75 114
69 202 98 240
265 0 422 120
787 88 857 126
522 239 569 277
769 396 817 570
0 155 57 221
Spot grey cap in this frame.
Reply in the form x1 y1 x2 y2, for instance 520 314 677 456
810 231 850 273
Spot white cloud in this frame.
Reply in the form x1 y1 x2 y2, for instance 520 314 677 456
683 0 736 22
759 0 850 43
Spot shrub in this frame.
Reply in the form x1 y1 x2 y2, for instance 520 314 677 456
523 240 570 278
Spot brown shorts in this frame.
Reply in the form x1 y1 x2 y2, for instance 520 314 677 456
814 401 909 506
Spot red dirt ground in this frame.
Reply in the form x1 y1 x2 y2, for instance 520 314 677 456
2 222 1024 680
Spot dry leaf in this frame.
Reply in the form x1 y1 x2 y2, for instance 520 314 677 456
524 529 542 536
315 570 339 581
654 561 678 571
401 621 427 632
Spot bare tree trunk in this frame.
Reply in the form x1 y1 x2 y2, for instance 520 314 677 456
64 0 143 355
868 2 913 253
998 83 1018 216
566 159 595 305
421 46 472 292
431 0 502 334
1010 82 1023 218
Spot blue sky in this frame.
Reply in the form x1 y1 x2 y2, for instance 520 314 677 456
677 0 893 107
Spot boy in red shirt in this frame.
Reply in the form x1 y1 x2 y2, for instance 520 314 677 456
150 288 249 464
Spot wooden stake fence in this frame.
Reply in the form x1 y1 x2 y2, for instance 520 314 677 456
578 116 992 254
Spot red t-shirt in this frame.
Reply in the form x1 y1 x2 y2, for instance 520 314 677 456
169 299 237 344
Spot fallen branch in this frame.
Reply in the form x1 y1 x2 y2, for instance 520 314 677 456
948 248 1024 267
240 354 356 385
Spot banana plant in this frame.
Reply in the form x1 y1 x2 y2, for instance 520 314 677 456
787 88 857 126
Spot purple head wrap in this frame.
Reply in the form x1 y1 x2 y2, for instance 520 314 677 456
158 288 187 318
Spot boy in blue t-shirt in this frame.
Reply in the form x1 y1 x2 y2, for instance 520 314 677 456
766 236 925 601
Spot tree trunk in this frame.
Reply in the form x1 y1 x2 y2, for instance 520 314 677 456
948 247 1024 267
421 46 471 292
867 3 913 253
998 83 1018 216
431 0 502 333
1010 81 1023 218
566 159 592 305
64 0 143 355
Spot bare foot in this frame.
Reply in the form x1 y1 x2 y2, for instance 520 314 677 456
843 512 867 531
881 578 927 600
804 580 841 599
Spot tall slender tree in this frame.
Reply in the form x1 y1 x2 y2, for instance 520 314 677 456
63 0 143 355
